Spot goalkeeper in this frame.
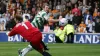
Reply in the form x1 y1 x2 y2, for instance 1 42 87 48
7 15 51 56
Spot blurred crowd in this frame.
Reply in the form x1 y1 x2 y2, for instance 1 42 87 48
0 0 100 33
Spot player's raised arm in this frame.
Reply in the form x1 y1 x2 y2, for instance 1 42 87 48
47 18 59 23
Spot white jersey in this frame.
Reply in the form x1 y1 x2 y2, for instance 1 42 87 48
32 10 49 29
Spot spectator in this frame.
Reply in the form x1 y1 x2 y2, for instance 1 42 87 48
0 20 5 31
66 2 72 11
82 5 88 15
84 10 93 25
6 18 16 31
0 0 99 33
93 8 98 19
94 11 100 22
0 1 6 14
49 1 53 10
94 18 100 33
78 21 86 33
72 4 81 16
4 10 11 21
78 1 83 11
56 2 61 10
48 13 55 30
0 14 6 31
29 15 34 22
60 2 66 12
86 20 93 33
65 11 73 22
15 0 22 9
52 6 60 18
43 23 50 32
16 8 23 16
88 2 92 15
72 12 82 26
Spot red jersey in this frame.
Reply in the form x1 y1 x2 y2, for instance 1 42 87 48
8 21 42 42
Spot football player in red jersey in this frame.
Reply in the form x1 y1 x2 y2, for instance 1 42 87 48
7 15 51 56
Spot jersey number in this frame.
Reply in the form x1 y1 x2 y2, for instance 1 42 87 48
22 23 29 29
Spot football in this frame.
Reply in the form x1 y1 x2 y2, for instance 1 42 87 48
59 18 68 26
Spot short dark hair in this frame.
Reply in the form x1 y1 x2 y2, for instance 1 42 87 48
25 15 29 19
15 15 23 22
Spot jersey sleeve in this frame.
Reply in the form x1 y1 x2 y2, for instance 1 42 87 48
42 13 49 20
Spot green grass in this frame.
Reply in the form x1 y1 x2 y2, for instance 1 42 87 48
0 42 100 56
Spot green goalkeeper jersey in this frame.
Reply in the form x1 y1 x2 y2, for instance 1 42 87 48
32 10 49 29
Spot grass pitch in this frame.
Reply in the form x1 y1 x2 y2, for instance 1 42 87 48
0 42 100 56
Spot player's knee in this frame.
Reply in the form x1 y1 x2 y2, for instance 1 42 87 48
28 45 32 48
28 45 33 51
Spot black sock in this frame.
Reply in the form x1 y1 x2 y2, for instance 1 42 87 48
41 41 49 50
42 51 52 56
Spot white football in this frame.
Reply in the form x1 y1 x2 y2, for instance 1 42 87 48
59 18 68 26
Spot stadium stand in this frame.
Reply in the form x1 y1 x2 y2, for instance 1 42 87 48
0 0 100 33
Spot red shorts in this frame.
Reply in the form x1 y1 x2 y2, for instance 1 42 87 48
30 31 43 50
